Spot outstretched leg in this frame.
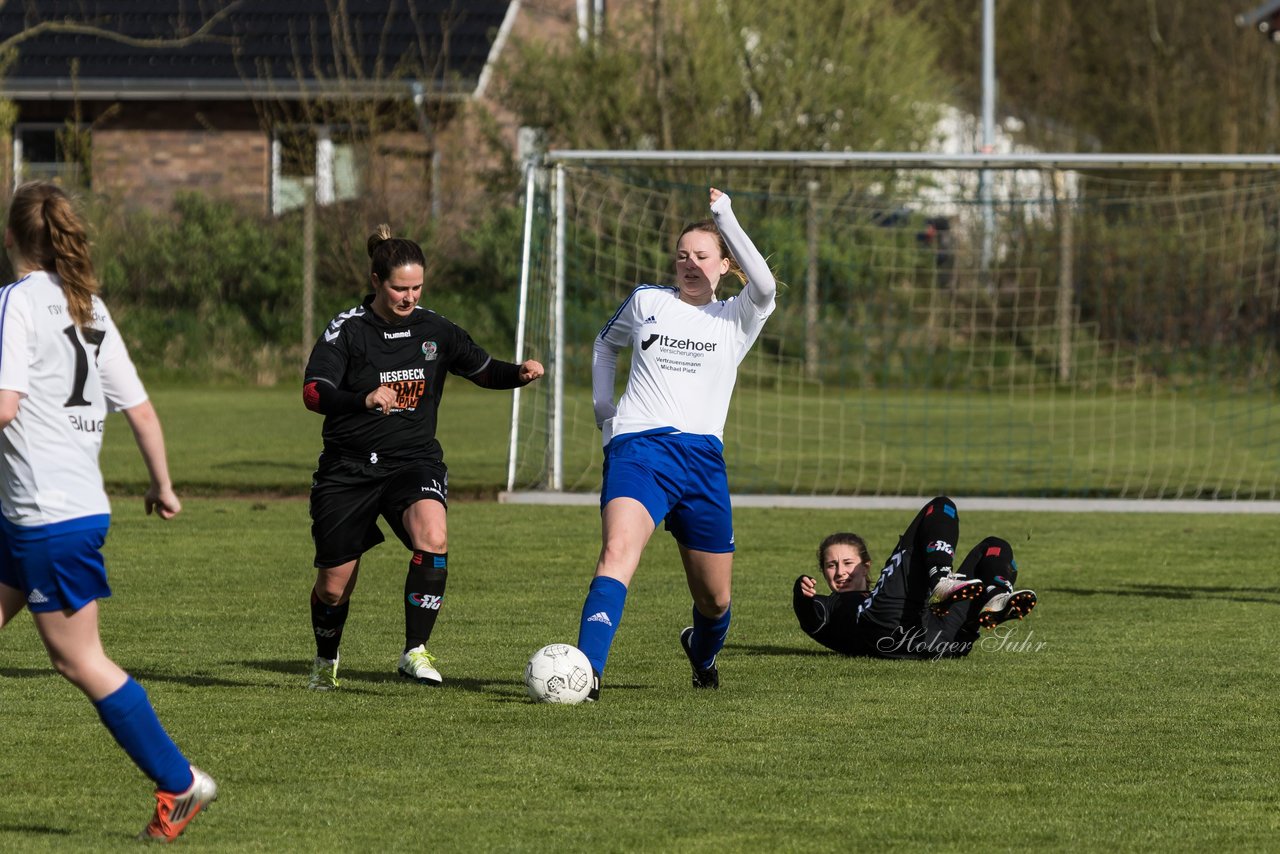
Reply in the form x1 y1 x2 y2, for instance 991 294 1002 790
34 603 195 794
576 497 655 679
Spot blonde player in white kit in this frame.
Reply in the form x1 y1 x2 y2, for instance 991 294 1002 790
575 187 777 700
0 182 215 841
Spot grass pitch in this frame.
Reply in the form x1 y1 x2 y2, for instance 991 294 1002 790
1 498 1276 851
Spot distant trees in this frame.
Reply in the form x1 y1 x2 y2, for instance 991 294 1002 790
498 0 952 153
919 0 1280 154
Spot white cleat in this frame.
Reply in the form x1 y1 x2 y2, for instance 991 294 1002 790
928 572 985 616
397 644 443 686
307 655 340 691
979 589 1038 629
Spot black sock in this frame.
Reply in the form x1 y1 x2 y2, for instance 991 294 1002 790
971 537 1017 586
918 497 960 585
405 551 447 652
311 591 349 660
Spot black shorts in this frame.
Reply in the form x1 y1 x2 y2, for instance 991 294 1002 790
309 455 449 569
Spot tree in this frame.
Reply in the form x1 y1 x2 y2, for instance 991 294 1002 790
918 0 1280 155
497 0 952 153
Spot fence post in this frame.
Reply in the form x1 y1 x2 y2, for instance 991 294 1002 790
302 176 316 364
1054 169 1074 383
806 178 820 381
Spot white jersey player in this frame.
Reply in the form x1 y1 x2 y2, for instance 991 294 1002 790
0 272 147 524
0 181 215 841
573 188 777 700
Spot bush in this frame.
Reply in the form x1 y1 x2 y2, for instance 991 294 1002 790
80 192 528 384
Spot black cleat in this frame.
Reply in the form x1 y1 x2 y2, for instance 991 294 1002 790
679 626 720 689
585 669 601 702
978 589 1037 629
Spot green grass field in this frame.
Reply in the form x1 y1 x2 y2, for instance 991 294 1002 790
97 384 516 496
8 384 1280 850
2 492 1277 850
97 383 1280 500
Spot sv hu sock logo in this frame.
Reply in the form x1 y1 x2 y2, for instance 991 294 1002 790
408 593 443 610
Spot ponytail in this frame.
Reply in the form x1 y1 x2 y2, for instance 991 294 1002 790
367 223 425 283
7 182 99 328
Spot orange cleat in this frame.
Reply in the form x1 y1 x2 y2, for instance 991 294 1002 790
138 765 217 843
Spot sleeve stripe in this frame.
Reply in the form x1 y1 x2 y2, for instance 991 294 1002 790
597 284 674 339
463 355 493 378
0 275 33 374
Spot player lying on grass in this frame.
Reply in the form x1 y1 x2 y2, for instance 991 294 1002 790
793 496 1037 659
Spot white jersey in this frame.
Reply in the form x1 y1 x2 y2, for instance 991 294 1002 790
0 271 148 526
593 193 776 446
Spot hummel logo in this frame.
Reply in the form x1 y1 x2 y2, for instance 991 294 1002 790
641 334 659 350
586 611 613 626
643 315 657 324
28 588 49 605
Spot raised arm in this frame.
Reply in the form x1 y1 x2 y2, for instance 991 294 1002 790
710 188 776 310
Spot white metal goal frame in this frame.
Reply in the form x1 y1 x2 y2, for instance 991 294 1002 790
505 150 1280 511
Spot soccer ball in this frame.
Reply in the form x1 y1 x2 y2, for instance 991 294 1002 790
524 643 593 705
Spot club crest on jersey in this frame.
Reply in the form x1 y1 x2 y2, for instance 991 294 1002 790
422 341 438 361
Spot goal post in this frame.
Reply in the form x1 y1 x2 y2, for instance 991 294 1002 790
506 151 1280 503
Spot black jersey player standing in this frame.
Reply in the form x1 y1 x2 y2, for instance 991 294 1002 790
302 225 543 690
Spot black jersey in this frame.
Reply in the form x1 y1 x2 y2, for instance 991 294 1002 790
793 581 878 656
304 295 493 467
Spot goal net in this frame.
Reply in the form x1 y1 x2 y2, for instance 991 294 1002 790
506 153 1280 501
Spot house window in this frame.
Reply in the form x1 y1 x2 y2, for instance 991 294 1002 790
271 126 361 215
13 124 89 189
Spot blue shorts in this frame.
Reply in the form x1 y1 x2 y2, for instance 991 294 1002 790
601 431 734 553
0 514 111 613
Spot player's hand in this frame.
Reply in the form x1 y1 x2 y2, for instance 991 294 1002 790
145 484 182 520
709 187 724 206
519 360 545 383
366 385 397 415
798 575 817 598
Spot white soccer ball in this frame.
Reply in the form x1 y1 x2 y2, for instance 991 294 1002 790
524 643 593 705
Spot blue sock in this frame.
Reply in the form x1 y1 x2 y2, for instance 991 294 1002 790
93 677 192 793
691 604 731 669
576 576 628 674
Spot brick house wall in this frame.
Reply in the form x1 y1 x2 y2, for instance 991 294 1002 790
91 102 270 213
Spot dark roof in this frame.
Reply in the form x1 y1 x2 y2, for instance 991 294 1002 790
0 1 513 100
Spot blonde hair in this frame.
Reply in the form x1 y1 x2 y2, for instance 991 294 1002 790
7 181 98 328
678 219 747 285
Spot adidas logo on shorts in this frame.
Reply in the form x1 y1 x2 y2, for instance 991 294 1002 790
28 588 49 605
